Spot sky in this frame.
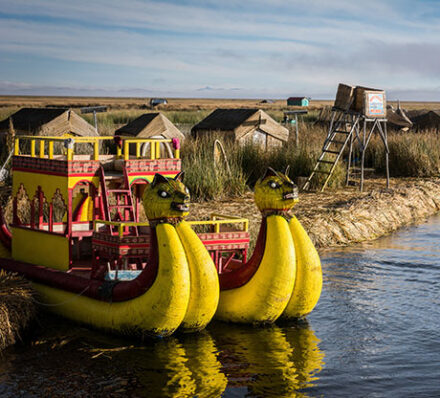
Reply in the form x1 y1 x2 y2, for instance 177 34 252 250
1 0 440 100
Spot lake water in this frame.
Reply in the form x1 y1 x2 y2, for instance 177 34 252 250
1 216 440 397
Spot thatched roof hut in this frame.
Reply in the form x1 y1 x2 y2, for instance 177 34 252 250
191 109 289 150
0 108 98 137
115 112 184 141
386 105 412 130
408 110 440 131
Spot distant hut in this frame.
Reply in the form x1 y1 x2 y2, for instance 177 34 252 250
191 109 289 150
386 104 412 131
0 108 98 138
150 98 168 108
409 110 440 132
115 112 184 157
287 97 309 106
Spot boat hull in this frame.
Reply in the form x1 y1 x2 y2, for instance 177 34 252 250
0 223 191 337
215 215 296 324
281 216 322 319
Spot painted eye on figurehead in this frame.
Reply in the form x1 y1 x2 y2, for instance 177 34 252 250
184 187 190 195
158 190 170 198
268 181 280 189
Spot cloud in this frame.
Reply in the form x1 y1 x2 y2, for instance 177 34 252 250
1 1 440 98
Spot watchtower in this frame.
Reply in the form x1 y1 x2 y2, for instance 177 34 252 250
303 84 389 192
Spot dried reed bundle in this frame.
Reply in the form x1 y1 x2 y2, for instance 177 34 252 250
0 270 35 350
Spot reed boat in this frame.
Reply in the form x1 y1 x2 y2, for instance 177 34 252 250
215 168 322 324
0 135 250 336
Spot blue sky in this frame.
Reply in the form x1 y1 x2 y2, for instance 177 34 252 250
1 0 440 100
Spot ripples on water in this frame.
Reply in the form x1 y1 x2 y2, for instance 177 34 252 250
1 217 440 397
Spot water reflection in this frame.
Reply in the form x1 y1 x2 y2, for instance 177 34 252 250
113 331 227 397
211 320 324 397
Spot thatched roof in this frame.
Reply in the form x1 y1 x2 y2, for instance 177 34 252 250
0 108 98 137
193 109 258 131
409 110 440 130
386 105 412 129
192 109 289 142
115 113 184 141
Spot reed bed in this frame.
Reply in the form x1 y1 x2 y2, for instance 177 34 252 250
181 124 345 201
0 270 36 350
365 132 440 177
181 135 248 201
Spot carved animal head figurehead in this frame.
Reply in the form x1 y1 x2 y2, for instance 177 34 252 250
142 172 190 224
254 167 299 214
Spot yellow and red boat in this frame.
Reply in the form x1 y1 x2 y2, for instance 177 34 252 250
0 135 250 336
0 134 321 335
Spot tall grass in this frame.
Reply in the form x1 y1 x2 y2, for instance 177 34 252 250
181 135 247 201
180 125 346 201
366 132 440 177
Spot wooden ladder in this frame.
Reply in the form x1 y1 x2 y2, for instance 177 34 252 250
99 166 138 236
303 110 361 192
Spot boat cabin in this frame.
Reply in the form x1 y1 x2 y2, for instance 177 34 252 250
8 135 249 279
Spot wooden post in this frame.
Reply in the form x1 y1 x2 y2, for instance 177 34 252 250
14 138 19 155
67 147 74 161
93 140 99 161
124 141 129 161
48 141 54 159
150 142 156 159
30 140 36 157
39 140 45 158
345 131 354 186
385 121 390 188
360 119 366 192
295 114 299 146
136 142 141 158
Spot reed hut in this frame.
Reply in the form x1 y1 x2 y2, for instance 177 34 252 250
0 108 98 138
191 109 288 150
408 110 440 131
115 112 184 141
116 112 184 157
386 105 412 130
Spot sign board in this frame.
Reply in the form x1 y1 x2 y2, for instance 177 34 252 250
367 93 385 117
80 106 108 131
80 106 107 114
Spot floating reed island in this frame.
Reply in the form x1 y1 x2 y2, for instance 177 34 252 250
190 178 440 249
0 271 35 350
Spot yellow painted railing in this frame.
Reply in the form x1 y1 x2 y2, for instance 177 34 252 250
94 213 248 239
14 136 180 161
122 138 179 161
